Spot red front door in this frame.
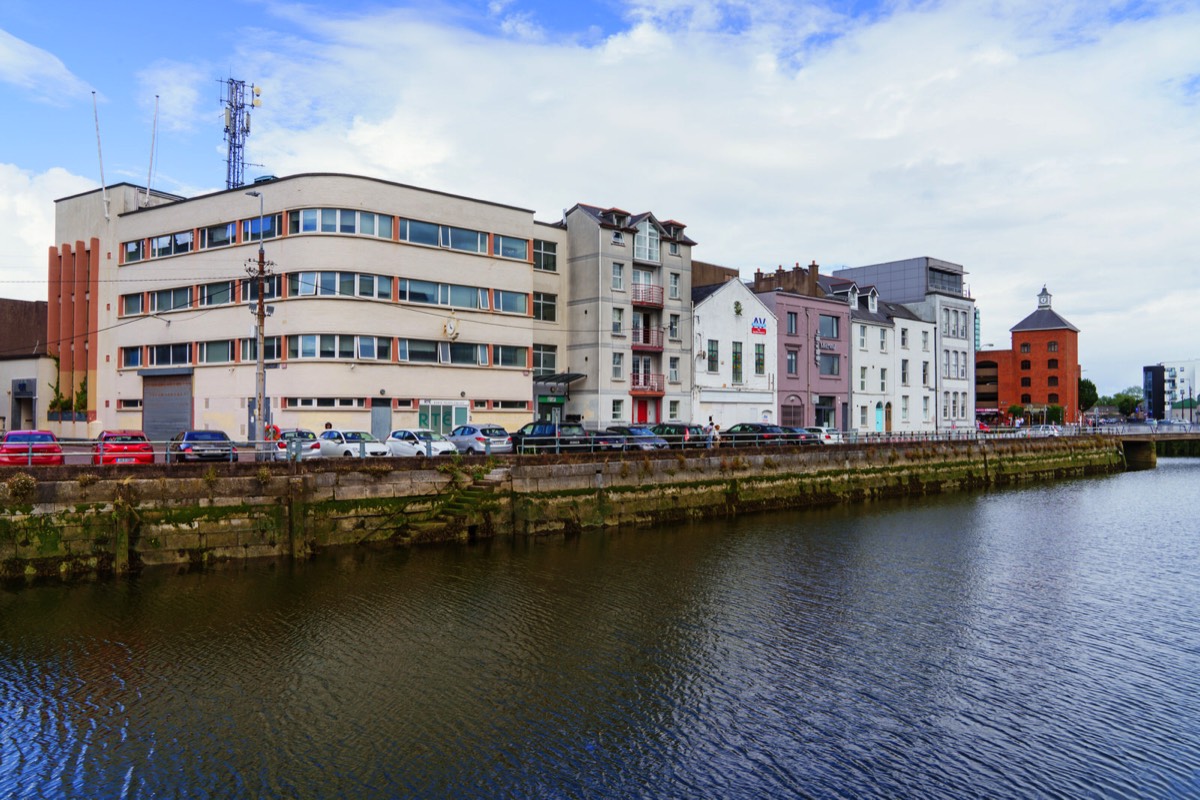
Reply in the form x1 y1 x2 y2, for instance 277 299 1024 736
635 400 648 424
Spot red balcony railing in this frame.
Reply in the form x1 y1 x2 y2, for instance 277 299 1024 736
630 372 665 396
630 327 664 351
630 283 664 308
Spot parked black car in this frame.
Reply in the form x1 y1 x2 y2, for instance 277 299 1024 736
168 429 238 462
782 426 820 445
721 422 790 447
510 422 592 454
651 422 707 449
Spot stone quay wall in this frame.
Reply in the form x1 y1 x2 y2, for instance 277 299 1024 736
1 437 1125 581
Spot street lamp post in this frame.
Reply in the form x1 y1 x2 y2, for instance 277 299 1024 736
245 190 269 460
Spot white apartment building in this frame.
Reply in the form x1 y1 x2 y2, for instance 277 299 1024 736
560 205 695 427
832 257 976 433
48 174 569 442
690 279 778 428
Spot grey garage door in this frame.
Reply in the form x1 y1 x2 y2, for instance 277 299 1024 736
142 373 194 445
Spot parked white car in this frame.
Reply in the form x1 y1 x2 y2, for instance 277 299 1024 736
318 429 390 457
804 426 843 445
386 428 457 457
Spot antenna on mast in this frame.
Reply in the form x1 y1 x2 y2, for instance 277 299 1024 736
92 91 110 220
222 78 261 189
144 94 159 207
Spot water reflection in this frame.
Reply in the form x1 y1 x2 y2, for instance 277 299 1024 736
3 463 1200 798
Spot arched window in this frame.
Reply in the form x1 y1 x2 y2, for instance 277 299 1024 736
1048 341 1059 352
1048 376 1059 387
1048 393 1059 404
1021 394 1031 404
1020 360 1031 370
1020 343 1031 353
1021 377 1032 387
1048 359 1059 369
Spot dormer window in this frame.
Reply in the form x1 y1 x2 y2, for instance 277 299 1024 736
868 294 878 313
634 220 660 263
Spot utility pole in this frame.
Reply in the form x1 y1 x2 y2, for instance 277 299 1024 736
245 190 272 460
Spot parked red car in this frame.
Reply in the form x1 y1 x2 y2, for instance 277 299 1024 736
93 430 156 465
0 430 65 466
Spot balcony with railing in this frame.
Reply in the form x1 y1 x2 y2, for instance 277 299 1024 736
630 372 665 396
630 327 664 352
630 283 664 308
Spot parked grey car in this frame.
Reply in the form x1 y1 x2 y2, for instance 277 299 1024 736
606 425 669 450
448 424 513 454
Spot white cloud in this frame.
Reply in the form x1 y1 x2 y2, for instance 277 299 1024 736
136 60 210 134
0 164 95 302
215 0 1200 391
0 28 91 102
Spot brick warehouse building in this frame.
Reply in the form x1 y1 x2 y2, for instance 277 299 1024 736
976 287 1081 425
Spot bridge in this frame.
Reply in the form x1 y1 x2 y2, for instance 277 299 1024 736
1093 426 1200 470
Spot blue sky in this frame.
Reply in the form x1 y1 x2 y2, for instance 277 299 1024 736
3 0 1200 394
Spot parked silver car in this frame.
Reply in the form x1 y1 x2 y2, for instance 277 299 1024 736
272 428 323 461
447 424 513 454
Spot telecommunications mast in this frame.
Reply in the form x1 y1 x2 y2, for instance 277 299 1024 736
222 78 261 189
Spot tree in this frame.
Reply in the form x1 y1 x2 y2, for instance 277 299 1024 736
1079 378 1098 412
1008 404 1025 423
1047 405 1064 424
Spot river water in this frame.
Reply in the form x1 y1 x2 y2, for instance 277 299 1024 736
3 460 1199 799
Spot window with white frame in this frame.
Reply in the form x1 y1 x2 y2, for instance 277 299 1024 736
880 368 887 392
755 343 765 375
200 281 233 307
879 328 887 351
533 292 556 322
860 366 867 391
859 325 867 349
634 220 660 262
612 399 624 420
121 293 144 316
669 356 680 382
819 353 839 376
786 350 798 375
901 396 909 421
492 235 529 260
533 344 556 377
533 240 557 272
922 361 930 386
199 340 233 364
819 315 839 339
669 400 680 419
669 272 680 299
612 352 624 379
707 339 719 372
669 314 680 339
923 396 930 420
120 346 142 368
860 406 868 426
901 328 909 348
612 263 624 290
922 331 930 351
493 345 528 368
787 312 798 335
612 307 625 334
901 359 909 385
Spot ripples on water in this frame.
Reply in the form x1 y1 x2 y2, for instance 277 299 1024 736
3 462 1200 798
